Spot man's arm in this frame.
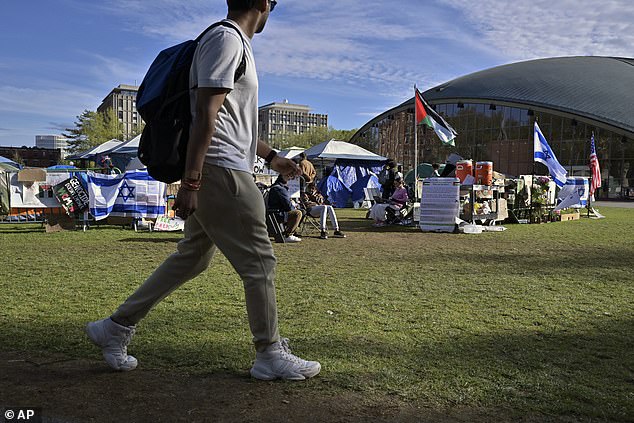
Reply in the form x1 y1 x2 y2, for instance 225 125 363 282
257 140 301 181
172 87 229 220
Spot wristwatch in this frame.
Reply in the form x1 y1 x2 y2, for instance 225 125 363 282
264 150 277 165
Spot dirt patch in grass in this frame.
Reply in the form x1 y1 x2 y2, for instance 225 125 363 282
0 350 567 423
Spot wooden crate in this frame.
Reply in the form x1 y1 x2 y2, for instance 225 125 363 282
560 212 580 221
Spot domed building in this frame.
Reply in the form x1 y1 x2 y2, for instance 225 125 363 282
350 56 634 199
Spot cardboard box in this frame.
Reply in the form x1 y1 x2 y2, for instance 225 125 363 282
18 168 47 182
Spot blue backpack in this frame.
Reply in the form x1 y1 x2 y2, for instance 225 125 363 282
136 21 246 183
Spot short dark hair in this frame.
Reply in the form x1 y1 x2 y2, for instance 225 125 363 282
227 0 258 11
275 174 287 185
299 152 306 160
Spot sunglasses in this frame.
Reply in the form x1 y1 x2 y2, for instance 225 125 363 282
269 0 277 12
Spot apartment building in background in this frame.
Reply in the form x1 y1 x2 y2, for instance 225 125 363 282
258 100 328 149
35 135 69 159
97 84 143 140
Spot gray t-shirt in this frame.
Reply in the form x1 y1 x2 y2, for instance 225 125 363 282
189 20 258 173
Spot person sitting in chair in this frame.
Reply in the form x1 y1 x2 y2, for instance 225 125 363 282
267 174 303 242
368 177 409 226
301 183 346 240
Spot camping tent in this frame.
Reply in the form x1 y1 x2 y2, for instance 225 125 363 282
404 163 446 185
125 157 146 171
0 155 21 170
108 135 141 170
306 139 386 207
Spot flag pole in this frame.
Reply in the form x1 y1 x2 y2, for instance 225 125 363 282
414 84 418 201
587 131 594 218
530 119 536 223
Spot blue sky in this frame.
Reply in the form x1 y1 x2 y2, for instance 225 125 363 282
1 0 632 147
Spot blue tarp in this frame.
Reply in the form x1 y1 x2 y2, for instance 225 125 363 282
317 159 383 207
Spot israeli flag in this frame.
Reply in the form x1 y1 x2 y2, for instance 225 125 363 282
534 122 567 187
88 170 166 220
554 177 589 211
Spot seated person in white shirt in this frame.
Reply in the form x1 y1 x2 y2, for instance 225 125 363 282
300 183 346 240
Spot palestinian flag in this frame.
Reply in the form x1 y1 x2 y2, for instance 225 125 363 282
415 88 457 146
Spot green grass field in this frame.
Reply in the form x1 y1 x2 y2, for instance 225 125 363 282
1 207 633 420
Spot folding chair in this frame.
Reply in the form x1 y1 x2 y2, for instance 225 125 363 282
297 208 321 237
262 188 286 243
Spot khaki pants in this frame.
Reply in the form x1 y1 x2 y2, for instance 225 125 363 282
112 164 279 352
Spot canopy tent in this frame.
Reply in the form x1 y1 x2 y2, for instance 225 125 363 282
0 155 21 170
305 139 386 207
108 134 141 156
304 139 387 162
67 139 123 160
108 135 142 170
277 146 304 160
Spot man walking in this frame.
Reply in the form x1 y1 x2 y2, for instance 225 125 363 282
86 0 321 381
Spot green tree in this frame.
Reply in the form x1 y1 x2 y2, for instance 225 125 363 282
280 126 358 149
64 109 124 152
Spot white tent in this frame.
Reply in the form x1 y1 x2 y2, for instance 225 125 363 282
304 139 386 162
69 139 123 160
277 146 304 160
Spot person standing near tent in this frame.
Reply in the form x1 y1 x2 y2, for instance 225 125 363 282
298 152 316 194
380 160 397 200
432 163 441 177
85 0 321 381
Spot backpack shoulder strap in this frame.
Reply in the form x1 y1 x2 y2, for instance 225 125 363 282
195 20 246 82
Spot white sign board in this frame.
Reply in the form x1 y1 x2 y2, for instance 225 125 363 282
10 172 73 208
419 177 460 233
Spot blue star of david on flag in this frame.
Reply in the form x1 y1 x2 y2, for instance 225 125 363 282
87 170 167 220
118 181 136 202
534 122 567 187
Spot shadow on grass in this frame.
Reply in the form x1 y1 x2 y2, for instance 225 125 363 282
1 314 632 421
117 237 180 243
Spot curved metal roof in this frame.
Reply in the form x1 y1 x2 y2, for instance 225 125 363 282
424 56 634 133
354 56 634 138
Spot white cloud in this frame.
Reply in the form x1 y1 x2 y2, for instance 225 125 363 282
439 0 634 60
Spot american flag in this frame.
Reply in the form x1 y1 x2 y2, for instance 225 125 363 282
589 133 602 196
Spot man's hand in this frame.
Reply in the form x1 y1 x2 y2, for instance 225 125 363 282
270 155 301 180
172 187 198 220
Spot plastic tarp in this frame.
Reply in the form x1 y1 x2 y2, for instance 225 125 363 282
317 160 383 207
317 170 351 208
350 173 381 202
0 171 11 215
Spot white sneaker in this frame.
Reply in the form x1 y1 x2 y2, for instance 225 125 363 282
284 235 302 242
250 339 321 381
85 317 138 371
